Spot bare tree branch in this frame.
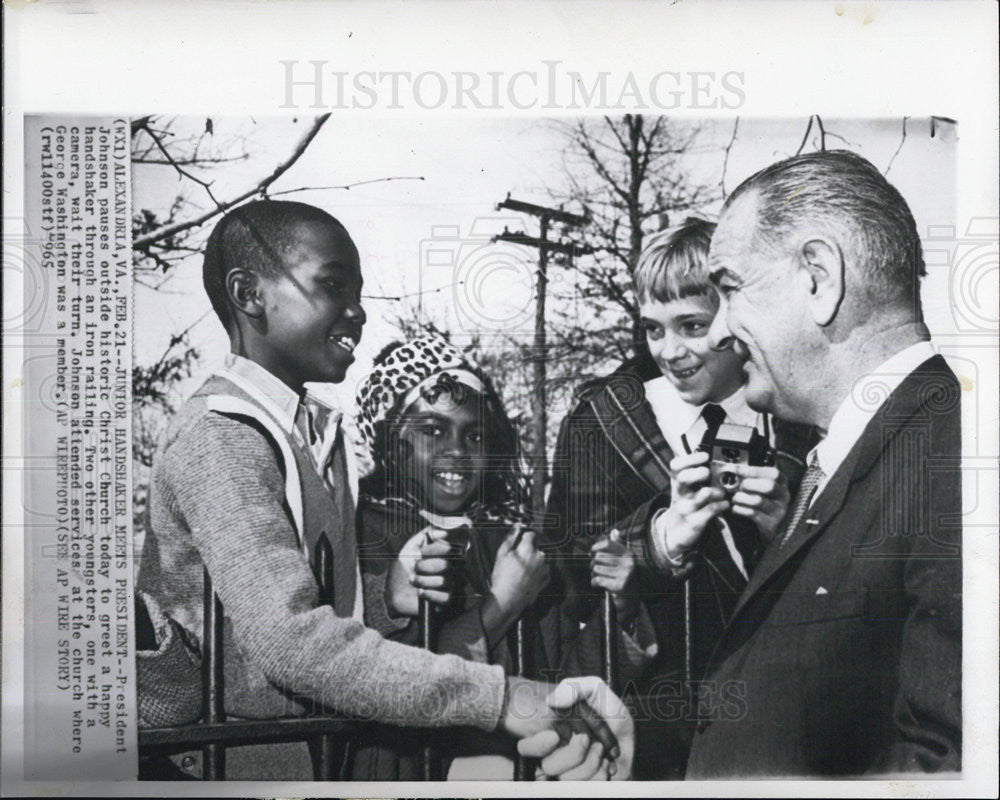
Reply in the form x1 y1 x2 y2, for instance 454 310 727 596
134 118 225 206
885 117 908 176
720 117 740 195
133 153 250 166
133 113 331 250
795 116 815 156
816 116 827 151
267 175 426 198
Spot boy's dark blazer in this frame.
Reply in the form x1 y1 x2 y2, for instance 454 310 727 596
685 355 962 776
542 350 819 687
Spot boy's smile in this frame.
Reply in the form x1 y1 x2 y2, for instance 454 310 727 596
639 293 746 406
251 219 365 392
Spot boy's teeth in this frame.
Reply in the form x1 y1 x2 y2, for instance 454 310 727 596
332 335 355 352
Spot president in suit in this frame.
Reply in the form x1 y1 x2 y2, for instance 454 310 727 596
659 150 962 776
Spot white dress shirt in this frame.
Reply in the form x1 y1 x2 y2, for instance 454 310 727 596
807 340 937 507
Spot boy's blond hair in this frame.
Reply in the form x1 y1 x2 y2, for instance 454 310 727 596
633 217 717 304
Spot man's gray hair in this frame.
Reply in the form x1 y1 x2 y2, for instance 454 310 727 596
725 150 925 307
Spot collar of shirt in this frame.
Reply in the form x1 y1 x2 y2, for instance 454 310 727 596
220 353 301 434
301 390 345 470
809 340 937 482
644 376 763 455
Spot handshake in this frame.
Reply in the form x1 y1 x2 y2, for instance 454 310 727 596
503 675 634 780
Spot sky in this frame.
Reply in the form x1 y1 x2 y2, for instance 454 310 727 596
133 115 957 409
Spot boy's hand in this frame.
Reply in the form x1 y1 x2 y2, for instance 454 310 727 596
385 527 463 616
654 451 730 564
590 530 638 621
490 528 550 617
727 464 789 541
514 676 635 780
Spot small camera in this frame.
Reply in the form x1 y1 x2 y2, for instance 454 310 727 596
701 423 774 495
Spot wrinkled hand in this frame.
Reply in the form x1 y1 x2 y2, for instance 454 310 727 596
490 528 550 618
654 451 730 563
727 463 789 541
590 530 638 620
385 527 463 617
517 676 634 780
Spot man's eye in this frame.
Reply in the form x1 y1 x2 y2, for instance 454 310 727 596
467 430 483 445
718 282 738 298
420 424 444 438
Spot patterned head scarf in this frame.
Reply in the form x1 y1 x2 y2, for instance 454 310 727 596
355 336 530 525
356 337 480 460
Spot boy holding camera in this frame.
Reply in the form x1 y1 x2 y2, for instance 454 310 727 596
545 217 817 778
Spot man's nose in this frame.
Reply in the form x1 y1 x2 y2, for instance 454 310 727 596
707 303 735 351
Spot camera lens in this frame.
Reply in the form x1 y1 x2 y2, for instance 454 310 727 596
720 471 739 489
721 447 742 462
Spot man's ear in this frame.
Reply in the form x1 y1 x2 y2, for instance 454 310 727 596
798 236 845 327
226 269 265 320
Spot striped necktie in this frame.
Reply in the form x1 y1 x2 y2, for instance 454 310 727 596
777 456 825 549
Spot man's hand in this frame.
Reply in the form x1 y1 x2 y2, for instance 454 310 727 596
727 464 790 541
384 527 463 617
590 530 638 621
514 676 635 780
653 451 730 563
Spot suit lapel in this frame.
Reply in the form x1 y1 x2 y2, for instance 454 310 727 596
729 457 855 621
727 355 951 626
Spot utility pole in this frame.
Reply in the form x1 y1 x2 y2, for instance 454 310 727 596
492 194 591 522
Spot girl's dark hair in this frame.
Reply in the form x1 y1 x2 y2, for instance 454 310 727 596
361 360 529 521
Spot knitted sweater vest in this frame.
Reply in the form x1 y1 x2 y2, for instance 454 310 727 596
204 377 357 719
288 423 358 619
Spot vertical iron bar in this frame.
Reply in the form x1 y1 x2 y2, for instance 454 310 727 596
418 598 441 780
601 591 619 693
683 578 693 687
202 567 225 780
512 616 534 781
312 534 338 779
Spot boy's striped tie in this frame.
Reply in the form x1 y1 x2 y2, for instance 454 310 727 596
777 456 825 549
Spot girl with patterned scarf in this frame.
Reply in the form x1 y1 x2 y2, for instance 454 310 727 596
351 336 551 779
351 337 656 780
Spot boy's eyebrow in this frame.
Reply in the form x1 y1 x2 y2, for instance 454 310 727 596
674 312 712 321
317 259 354 273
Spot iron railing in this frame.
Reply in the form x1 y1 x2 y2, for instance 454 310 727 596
137 543 623 781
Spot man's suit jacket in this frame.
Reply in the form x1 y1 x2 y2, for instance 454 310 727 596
685 355 962 777
542 352 818 688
